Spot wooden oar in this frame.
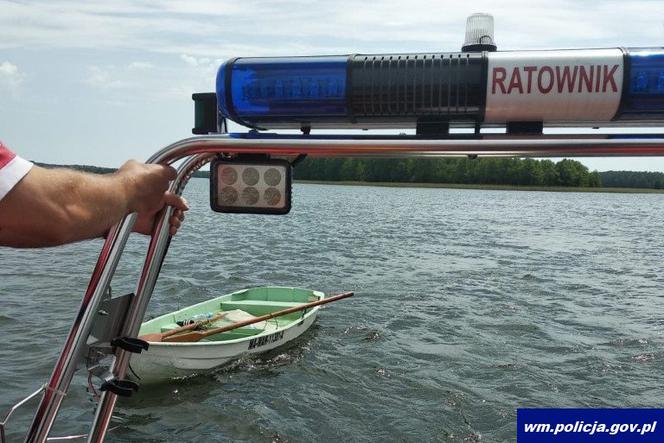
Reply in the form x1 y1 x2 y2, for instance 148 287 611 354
163 291 354 343
139 311 228 342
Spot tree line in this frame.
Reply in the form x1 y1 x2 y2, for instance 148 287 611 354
35 160 664 189
599 170 664 189
294 157 603 187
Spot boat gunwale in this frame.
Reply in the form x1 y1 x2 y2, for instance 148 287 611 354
141 286 325 347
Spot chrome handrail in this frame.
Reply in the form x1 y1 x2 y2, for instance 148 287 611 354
24 133 664 442
88 153 214 442
2 386 45 443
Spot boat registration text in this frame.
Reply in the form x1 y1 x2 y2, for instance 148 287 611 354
248 331 285 350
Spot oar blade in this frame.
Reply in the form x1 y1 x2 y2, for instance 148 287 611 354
162 331 205 343
139 333 164 343
138 312 228 343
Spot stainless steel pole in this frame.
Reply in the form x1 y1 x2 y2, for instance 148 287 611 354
25 215 136 443
87 154 214 443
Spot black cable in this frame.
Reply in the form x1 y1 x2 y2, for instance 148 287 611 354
128 362 142 381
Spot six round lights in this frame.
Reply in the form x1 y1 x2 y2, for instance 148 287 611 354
211 160 291 214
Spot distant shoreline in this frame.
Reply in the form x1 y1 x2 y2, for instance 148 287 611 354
294 180 664 194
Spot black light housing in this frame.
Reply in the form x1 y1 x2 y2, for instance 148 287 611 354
210 157 292 215
192 92 218 134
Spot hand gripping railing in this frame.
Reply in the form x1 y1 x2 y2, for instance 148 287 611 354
22 133 664 442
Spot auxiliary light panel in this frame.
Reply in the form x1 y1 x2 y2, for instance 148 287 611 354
210 158 292 215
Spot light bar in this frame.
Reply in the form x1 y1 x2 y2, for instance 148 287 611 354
618 48 664 119
210 158 292 214
218 56 348 128
216 48 664 130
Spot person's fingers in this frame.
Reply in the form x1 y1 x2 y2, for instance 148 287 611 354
169 214 182 229
169 225 178 236
163 192 189 211
156 164 178 181
172 209 185 221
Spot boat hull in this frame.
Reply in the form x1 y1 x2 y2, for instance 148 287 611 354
130 287 322 382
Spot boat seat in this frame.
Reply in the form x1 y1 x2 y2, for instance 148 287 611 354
214 309 268 330
158 310 277 335
221 300 304 308
160 323 181 333
220 300 312 317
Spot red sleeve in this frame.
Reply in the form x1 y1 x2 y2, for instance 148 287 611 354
0 141 17 169
0 141 33 201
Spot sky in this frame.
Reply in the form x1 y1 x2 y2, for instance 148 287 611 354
1 0 663 171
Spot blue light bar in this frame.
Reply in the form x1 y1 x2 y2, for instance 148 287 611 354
216 56 348 128
217 53 485 129
216 48 664 130
619 48 664 119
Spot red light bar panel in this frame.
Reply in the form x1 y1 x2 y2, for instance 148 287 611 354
210 158 292 214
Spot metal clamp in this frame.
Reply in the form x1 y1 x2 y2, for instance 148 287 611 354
99 379 139 398
110 337 149 354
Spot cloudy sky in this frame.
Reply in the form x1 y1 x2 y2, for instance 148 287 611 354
1 0 663 171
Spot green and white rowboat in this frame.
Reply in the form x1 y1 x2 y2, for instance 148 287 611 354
130 287 324 382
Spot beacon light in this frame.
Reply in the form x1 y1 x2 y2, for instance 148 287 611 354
209 158 292 215
619 48 664 119
217 56 348 128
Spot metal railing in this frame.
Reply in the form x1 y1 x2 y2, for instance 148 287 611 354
2 386 45 443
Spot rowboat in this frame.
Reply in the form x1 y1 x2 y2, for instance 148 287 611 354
130 286 325 382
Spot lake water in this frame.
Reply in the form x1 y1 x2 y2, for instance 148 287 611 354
1 180 664 442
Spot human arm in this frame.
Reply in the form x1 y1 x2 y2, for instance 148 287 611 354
0 160 188 248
